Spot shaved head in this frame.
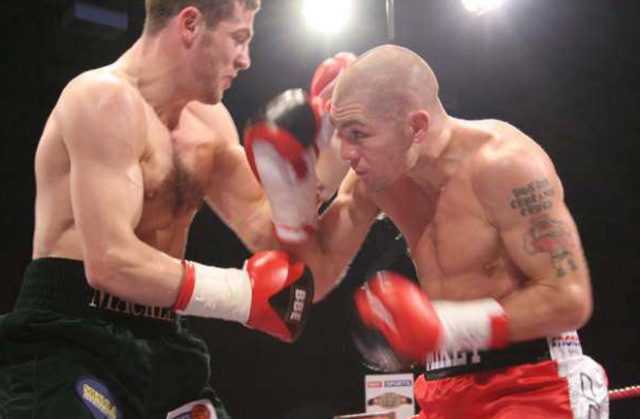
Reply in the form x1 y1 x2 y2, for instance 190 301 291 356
333 44 442 123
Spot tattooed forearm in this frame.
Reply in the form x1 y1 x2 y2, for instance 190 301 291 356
511 178 555 217
523 216 578 278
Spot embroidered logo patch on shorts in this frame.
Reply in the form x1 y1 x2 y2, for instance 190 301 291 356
166 399 217 419
75 376 121 419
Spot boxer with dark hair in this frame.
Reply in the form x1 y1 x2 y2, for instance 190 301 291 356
145 0 261 34
0 1 330 418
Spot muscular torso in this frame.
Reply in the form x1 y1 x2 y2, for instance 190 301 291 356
371 121 534 301
33 68 223 260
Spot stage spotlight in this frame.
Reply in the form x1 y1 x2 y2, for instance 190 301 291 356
461 0 507 15
302 0 352 35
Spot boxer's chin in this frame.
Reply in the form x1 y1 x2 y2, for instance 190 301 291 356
200 85 223 105
208 89 223 105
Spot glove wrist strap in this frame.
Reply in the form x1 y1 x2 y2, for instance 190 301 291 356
172 260 196 312
173 260 252 323
433 298 509 352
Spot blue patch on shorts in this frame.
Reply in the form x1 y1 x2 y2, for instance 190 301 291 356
75 376 121 419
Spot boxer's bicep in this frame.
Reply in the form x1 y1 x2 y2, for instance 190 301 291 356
476 149 588 284
474 148 592 339
496 191 592 339
202 105 275 251
60 80 145 265
320 171 379 249
310 171 379 299
206 142 275 250
500 200 589 288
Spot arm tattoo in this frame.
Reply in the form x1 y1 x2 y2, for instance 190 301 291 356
524 217 578 278
511 178 555 217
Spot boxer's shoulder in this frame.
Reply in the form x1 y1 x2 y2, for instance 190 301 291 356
472 119 549 173
55 67 145 132
470 119 536 152
53 67 147 153
182 101 240 148
471 127 559 221
60 66 143 108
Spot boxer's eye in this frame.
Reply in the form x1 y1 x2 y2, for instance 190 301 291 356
351 130 367 141
232 30 251 45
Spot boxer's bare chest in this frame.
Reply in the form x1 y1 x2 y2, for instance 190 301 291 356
374 170 521 300
135 107 216 240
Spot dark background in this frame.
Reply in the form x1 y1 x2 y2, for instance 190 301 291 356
1 0 638 417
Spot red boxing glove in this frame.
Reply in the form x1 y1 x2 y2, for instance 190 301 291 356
310 52 357 148
310 52 357 99
310 52 356 201
245 251 314 341
174 251 314 342
244 89 320 243
355 271 443 362
354 271 509 363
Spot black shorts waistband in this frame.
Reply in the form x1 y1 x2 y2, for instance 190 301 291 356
14 258 182 336
424 338 551 380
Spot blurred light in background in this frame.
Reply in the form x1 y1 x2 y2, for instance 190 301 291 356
302 0 353 35
461 0 507 15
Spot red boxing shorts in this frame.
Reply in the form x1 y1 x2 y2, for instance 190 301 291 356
414 331 609 419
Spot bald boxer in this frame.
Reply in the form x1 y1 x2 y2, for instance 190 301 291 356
0 1 326 418
284 45 609 418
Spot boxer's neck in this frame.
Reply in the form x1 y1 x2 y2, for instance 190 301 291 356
407 115 453 191
409 117 490 191
116 34 192 129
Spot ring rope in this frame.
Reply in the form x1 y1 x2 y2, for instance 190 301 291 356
609 385 640 401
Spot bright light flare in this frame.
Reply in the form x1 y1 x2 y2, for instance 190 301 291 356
302 0 353 35
461 0 507 15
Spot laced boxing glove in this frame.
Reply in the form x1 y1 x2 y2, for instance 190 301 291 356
173 251 314 342
354 271 509 362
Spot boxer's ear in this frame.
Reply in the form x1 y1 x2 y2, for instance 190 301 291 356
408 110 429 143
178 7 203 46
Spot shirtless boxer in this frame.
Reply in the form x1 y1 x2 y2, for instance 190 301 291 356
250 45 609 418
0 1 337 418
